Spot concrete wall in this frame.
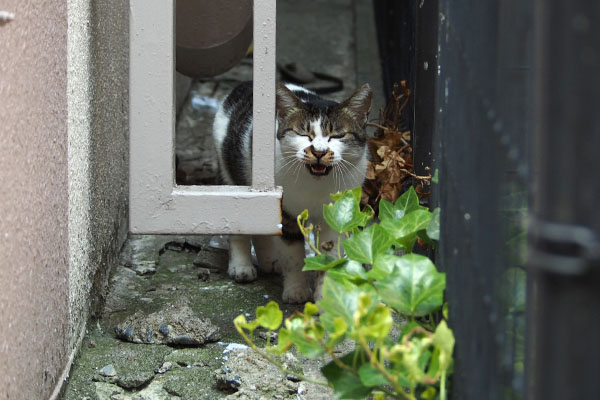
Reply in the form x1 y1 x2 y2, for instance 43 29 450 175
67 0 129 357
0 1 70 398
0 0 129 398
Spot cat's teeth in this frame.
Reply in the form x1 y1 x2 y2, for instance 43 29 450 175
307 164 331 176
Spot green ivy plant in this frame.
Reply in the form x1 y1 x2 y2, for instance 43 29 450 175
234 187 453 400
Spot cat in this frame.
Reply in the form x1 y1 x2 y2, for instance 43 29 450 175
212 81 372 303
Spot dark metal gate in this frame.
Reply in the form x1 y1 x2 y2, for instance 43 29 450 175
374 0 599 398
432 1 533 398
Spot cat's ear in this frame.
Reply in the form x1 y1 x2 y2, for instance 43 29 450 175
276 82 305 121
337 83 373 126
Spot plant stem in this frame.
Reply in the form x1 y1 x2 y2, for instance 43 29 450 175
357 335 412 399
375 385 403 399
337 234 342 259
319 338 354 373
440 370 447 400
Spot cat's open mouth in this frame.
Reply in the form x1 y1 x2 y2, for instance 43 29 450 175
307 163 332 176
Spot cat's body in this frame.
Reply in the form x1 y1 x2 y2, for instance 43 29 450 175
213 81 372 302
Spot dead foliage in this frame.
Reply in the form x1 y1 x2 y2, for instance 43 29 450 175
362 81 432 211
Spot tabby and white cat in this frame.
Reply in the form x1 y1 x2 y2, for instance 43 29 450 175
213 81 372 303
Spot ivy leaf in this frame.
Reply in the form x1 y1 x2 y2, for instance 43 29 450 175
323 189 364 233
395 186 427 214
368 254 402 281
256 301 283 331
426 207 440 241
360 204 375 227
433 320 455 371
421 386 438 400
358 364 389 387
374 254 445 317
321 351 372 399
303 254 346 271
233 314 259 332
378 187 426 222
284 315 324 359
359 303 393 341
378 198 404 221
304 302 319 317
342 224 394 265
381 209 432 241
318 276 361 334
328 260 369 284
326 316 348 347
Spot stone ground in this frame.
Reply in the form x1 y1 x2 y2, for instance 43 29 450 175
61 1 383 399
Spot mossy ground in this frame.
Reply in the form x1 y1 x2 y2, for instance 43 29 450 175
61 235 304 400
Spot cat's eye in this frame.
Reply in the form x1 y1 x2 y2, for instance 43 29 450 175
328 132 348 141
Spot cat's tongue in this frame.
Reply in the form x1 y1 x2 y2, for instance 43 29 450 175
311 164 327 173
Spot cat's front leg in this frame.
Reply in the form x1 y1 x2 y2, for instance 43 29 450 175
254 235 312 303
228 235 257 283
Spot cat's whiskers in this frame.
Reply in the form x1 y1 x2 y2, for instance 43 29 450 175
278 158 303 178
339 157 364 178
335 163 350 190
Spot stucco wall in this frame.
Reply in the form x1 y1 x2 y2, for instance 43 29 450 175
0 0 129 398
67 0 129 359
0 1 70 399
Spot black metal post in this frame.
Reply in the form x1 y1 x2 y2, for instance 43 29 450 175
527 0 600 398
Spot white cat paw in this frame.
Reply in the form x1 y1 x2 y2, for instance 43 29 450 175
282 284 312 304
228 263 257 283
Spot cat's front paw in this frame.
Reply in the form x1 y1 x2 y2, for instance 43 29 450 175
228 263 257 283
282 283 312 304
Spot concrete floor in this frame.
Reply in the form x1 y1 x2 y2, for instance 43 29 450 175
61 1 383 399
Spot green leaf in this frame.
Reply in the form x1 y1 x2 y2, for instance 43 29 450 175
381 209 432 241
432 169 439 184
395 186 427 214
378 199 405 221
321 352 372 399
359 303 393 341
328 260 369 284
374 254 445 317
433 320 455 371
256 301 283 330
284 315 324 359
318 276 362 334
421 386 437 400
326 316 348 347
342 224 394 265
359 204 375 227
304 302 319 317
303 254 346 271
233 314 260 332
323 189 364 233
368 254 402 281
358 364 389 387
426 207 440 241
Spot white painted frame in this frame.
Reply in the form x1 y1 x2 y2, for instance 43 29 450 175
129 0 282 235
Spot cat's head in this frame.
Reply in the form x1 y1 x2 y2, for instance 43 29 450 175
275 83 372 179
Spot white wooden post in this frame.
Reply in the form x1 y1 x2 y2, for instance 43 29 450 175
129 0 282 235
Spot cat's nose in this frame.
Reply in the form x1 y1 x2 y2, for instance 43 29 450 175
310 146 326 159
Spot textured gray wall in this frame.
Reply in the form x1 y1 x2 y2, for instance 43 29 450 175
0 0 129 398
67 0 129 394
68 0 129 355
0 1 70 399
